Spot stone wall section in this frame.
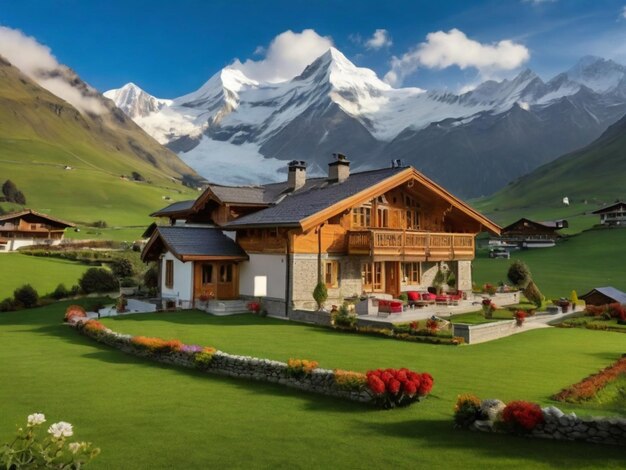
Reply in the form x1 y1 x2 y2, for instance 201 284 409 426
73 320 372 404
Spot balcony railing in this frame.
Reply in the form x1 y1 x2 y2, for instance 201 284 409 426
347 229 475 260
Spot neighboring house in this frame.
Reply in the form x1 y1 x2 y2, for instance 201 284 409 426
497 218 568 248
591 202 626 226
141 156 500 315
0 209 75 252
579 286 626 306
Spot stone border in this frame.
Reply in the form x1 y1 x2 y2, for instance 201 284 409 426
71 319 374 405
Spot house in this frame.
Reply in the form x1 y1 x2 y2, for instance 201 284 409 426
591 202 626 226
497 218 568 248
579 286 626 306
0 209 75 252
141 156 500 315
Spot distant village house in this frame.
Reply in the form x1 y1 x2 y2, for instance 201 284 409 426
591 202 626 226
496 218 568 248
0 209 75 252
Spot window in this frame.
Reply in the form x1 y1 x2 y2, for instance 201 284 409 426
362 262 383 291
376 208 388 228
201 264 213 284
405 196 421 230
352 206 371 228
165 260 174 289
324 260 340 288
220 264 233 283
30 224 37 230
402 262 420 284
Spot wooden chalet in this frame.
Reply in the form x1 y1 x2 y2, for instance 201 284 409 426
591 202 626 226
579 287 626 306
142 156 500 315
0 209 75 252
498 218 568 248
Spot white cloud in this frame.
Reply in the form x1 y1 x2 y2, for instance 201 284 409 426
0 26 105 114
365 29 392 50
384 28 530 86
622 6 626 19
232 29 333 83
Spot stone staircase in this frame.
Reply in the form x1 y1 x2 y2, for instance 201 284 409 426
202 299 249 316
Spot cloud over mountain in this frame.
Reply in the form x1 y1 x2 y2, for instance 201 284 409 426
0 25 105 114
384 28 530 86
365 29 392 49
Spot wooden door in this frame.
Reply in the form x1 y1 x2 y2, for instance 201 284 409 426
194 262 216 300
216 263 238 300
384 262 400 298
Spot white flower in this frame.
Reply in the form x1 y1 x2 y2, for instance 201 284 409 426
48 421 73 439
27 413 46 426
68 442 82 454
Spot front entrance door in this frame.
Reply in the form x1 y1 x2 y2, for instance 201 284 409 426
194 262 238 300
384 261 400 298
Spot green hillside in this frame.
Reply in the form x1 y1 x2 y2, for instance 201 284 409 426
0 56 198 228
473 114 626 232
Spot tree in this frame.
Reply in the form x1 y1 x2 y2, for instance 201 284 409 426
312 282 328 310
110 258 134 278
507 260 531 289
143 264 159 290
13 284 39 308
524 281 543 308
2 179 26 205
79 268 119 294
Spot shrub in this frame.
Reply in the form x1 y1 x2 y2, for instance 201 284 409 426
454 394 482 428
82 319 107 335
312 282 328 310
2 179 26 204
446 271 456 288
482 283 497 296
247 301 261 314
523 281 543 308
51 283 70 300
64 305 87 322
425 318 439 332
398 293 408 304
366 368 433 409
334 303 357 328
514 310 526 325
482 298 496 319
110 257 134 278
507 260 531 289
334 370 367 391
143 264 159 291
79 268 119 294
287 359 319 378
91 220 108 228
119 277 138 288
570 290 579 306
0 297 17 312
501 401 544 434
13 284 39 308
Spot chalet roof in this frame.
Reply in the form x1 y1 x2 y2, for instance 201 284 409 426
150 200 196 217
579 286 626 304
224 167 406 228
141 226 248 262
0 209 75 228
502 218 566 232
591 202 626 214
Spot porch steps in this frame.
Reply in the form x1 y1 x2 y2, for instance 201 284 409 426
204 300 249 316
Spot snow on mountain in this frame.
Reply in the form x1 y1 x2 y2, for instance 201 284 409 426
104 83 171 119
107 48 626 192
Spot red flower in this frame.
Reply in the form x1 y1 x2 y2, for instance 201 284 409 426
368 375 386 395
395 369 408 382
388 379 401 395
418 373 433 395
404 381 417 396
502 401 544 431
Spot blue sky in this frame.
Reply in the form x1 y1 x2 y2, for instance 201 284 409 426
1 0 626 97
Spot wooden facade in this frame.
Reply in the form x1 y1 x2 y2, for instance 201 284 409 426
0 210 74 251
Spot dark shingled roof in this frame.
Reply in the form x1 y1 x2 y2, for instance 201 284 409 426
580 286 626 304
591 202 626 214
224 167 406 228
150 200 196 217
209 185 269 205
149 226 248 259
0 209 75 227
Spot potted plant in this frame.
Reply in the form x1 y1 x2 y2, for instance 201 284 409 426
482 298 496 319
514 310 526 326
313 282 328 311
433 269 446 295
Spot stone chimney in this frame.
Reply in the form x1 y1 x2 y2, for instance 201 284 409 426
328 153 350 183
287 160 307 191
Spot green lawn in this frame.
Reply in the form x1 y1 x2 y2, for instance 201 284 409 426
449 309 514 325
0 253 89 298
1 302 624 469
472 228 626 298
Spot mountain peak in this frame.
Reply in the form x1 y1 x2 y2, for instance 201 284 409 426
566 55 626 93
104 82 170 119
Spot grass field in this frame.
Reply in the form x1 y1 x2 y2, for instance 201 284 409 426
0 253 89 299
1 301 624 469
472 228 626 298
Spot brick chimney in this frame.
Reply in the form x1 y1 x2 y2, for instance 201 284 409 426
328 153 350 183
287 160 307 191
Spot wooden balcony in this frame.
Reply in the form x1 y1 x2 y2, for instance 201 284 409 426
347 229 475 260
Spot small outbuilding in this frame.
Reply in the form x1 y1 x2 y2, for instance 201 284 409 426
579 286 626 306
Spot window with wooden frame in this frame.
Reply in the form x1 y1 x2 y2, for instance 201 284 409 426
373 262 383 290
201 264 213 284
362 262 384 291
361 262 373 290
324 260 340 288
219 264 233 283
351 206 371 228
404 195 421 230
165 260 174 289
402 262 420 284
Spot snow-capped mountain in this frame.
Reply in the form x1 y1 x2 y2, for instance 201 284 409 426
104 83 172 120
106 49 626 197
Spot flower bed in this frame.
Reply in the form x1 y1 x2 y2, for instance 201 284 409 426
552 357 626 403
331 322 464 346
69 315 434 409
454 395 626 446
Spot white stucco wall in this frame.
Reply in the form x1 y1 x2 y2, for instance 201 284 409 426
239 254 286 300
161 251 193 302
0 239 62 252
